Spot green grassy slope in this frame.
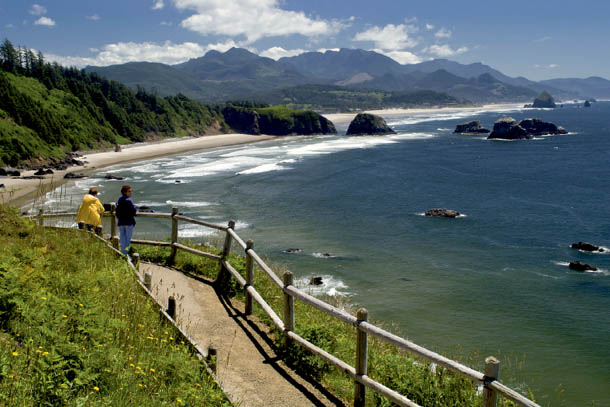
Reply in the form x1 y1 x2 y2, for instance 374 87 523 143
0 205 232 406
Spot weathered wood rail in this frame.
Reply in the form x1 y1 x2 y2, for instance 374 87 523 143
32 207 540 407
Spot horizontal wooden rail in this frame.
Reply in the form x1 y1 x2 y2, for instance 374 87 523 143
488 381 540 407
246 285 285 331
131 239 172 247
286 331 421 407
284 285 358 327
27 211 77 218
220 259 247 287
227 228 247 250
247 249 284 288
360 321 485 382
174 215 228 231
174 243 222 262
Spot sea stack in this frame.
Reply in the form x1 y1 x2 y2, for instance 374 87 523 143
532 91 557 108
454 120 490 134
346 113 395 135
488 117 530 140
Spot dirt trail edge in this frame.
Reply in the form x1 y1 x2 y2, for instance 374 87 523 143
139 262 346 407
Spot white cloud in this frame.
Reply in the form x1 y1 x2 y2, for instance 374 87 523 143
89 48 100 53
372 48 421 64
152 0 165 10
173 0 344 43
435 28 452 39
424 44 468 57
353 24 418 50
425 23 435 30
45 41 218 67
29 4 47 16
86 15 100 21
548 64 559 68
34 17 56 27
259 46 306 60
317 48 340 53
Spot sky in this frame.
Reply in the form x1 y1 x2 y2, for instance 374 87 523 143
1 0 609 81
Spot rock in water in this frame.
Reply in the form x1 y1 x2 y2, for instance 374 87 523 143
569 261 597 272
571 242 604 252
454 120 490 134
310 276 323 285
584 100 592 107
346 113 396 135
137 205 154 213
64 172 87 179
518 118 568 136
488 117 530 140
532 91 557 108
425 208 460 218
104 174 125 180
284 248 302 254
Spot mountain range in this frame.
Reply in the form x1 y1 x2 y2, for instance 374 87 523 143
86 48 610 108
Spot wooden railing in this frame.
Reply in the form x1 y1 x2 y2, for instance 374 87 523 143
32 207 540 407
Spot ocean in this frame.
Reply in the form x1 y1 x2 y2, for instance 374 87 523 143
35 101 610 406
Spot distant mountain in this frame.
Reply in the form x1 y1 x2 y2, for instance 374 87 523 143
539 77 610 99
278 48 405 81
85 47 609 108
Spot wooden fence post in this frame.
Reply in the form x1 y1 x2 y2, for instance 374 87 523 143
110 203 119 249
216 220 235 282
355 308 369 407
245 240 254 315
132 253 140 269
283 271 295 345
144 271 152 291
38 208 44 227
167 296 176 320
482 356 500 407
169 207 179 264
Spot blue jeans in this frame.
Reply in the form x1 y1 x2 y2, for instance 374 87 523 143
119 225 135 255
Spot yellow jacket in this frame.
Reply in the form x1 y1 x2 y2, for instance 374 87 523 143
76 194 105 227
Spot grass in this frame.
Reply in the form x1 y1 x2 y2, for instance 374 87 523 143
134 239 532 406
0 205 232 406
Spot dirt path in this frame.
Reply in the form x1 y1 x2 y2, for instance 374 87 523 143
139 262 346 407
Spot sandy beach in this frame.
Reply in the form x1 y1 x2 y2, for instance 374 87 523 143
323 103 524 124
0 133 276 206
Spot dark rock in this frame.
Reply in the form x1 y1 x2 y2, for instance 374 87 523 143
569 261 597 272
532 91 557 108
584 100 591 108
346 113 396 135
137 205 154 213
425 208 461 218
34 168 54 176
175 180 182 183
454 120 490 134
22 175 44 179
104 174 125 180
310 276 324 285
523 104 533 108
571 242 604 253
518 118 568 136
115 144 122 152
284 248 302 254
0 168 6 176
64 172 87 179
5 169 21 177
222 105 261 134
0 184 4 189
488 117 530 140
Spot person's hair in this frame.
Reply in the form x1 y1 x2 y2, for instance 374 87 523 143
88 188 98 196
121 185 132 195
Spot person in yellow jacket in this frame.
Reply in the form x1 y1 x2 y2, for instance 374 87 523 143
76 188 105 236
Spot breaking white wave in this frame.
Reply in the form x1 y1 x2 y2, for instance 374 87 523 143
294 274 349 297
166 200 217 208
312 252 338 259
178 223 219 238
552 261 570 267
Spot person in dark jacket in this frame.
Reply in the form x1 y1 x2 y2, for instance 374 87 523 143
116 185 137 255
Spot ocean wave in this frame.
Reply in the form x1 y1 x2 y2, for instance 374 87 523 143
294 274 349 297
312 252 338 259
552 261 570 267
166 200 217 208
178 223 219 238
237 162 291 175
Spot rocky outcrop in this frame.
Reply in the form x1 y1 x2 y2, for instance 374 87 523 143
584 100 592 107
1 169 21 177
64 172 87 179
532 91 556 108
569 261 597 272
488 117 567 140
488 117 530 140
571 242 605 252
346 113 395 135
518 118 567 136
454 120 490 134
310 276 323 285
34 168 54 176
425 208 461 218
137 205 154 213
284 248 302 254
222 106 261 134
104 174 125 180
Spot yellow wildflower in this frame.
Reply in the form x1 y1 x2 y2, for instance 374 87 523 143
93 386 99 392
62 314 67 318
138 384 143 388
149 368 155 373
42 351 49 356
41 296 47 300
12 352 18 357
129 363 135 368
79 303 83 307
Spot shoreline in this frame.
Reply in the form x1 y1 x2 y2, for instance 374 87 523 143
323 103 525 124
0 133 277 207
